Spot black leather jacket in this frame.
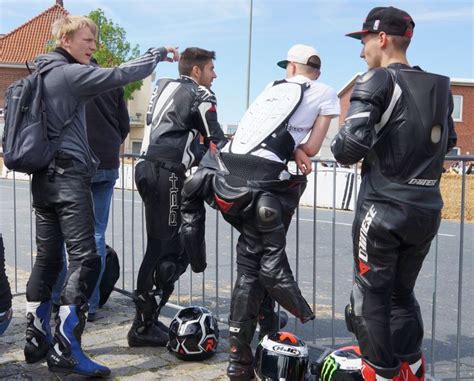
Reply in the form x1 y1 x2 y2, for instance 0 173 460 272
142 76 226 169
331 64 457 209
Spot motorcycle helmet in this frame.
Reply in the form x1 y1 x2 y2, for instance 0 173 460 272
317 346 363 381
254 331 309 381
167 306 219 360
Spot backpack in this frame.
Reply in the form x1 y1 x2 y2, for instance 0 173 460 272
99 245 120 308
2 61 72 175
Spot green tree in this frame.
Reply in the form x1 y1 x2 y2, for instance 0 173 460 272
87 9 142 99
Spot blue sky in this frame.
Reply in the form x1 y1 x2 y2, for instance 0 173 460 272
1 0 473 124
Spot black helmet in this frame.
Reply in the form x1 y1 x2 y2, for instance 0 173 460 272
254 331 309 381
167 306 219 360
318 346 363 381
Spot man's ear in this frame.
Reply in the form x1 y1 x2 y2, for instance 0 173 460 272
60 35 70 48
287 62 296 76
378 31 388 47
191 65 201 79
315 70 321 80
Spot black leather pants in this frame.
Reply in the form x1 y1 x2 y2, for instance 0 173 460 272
347 198 441 369
230 193 314 324
182 151 314 325
135 160 188 298
26 158 100 306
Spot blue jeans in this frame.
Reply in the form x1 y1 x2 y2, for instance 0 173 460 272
88 169 118 313
51 168 118 312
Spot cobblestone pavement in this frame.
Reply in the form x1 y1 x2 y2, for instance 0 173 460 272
0 293 230 380
0 263 448 381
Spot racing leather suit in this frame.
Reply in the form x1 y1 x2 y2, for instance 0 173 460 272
331 64 456 372
135 76 226 311
182 80 316 326
182 145 315 380
182 77 339 379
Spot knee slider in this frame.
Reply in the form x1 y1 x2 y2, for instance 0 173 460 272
153 261 177 289
256 195 283 232
183 167 212 199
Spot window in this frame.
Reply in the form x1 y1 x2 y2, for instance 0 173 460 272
452 95 463 121
131 141 142 155
447 147 460 156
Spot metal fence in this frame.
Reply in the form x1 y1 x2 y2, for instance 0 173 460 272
0 154 472 380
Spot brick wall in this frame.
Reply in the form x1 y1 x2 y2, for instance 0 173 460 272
451 85 474 155
0 67 30 109
339 89 352 123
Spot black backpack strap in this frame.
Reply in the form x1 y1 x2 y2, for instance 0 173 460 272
36 60 77 179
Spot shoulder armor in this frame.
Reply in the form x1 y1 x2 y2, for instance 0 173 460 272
352 68 394 106
156 77 175 87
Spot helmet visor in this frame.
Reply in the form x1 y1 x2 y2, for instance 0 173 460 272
256 350 308 380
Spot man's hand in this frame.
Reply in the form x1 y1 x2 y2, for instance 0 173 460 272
164 46 180 62
294 147 312 175
150 47 180 62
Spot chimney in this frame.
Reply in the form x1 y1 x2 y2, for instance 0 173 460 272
56 0 64 6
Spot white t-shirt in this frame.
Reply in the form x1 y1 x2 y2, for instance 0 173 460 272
247 75 340 162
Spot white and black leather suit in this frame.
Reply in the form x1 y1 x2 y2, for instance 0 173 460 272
331 64 457 370
181 80 317 378
135 76 226 312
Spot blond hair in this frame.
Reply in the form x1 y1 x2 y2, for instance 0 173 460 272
52 15 98 47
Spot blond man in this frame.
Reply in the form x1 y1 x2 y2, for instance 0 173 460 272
23 15 178 377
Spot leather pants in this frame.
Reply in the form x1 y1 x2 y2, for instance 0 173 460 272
26 158 100 306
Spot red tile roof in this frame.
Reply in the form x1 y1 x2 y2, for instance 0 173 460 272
0 4 69 65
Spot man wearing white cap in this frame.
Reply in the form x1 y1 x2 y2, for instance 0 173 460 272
181 44 340 380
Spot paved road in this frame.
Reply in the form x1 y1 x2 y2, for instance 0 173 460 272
0 178 472 380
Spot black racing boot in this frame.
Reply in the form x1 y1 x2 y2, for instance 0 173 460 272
24 300 53 363
46 304 110 377
361 359 400 381
398 352 425 381
127 292 168 347
154 302 170 334
227 319 258 381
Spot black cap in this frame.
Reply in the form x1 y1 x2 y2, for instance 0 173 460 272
346 6 415 40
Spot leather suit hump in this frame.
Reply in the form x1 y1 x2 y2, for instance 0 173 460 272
142 76 226 169
332 64 456 209
371 68 451 183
